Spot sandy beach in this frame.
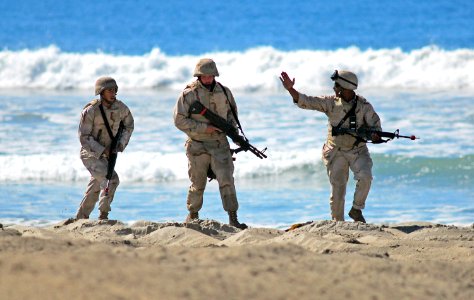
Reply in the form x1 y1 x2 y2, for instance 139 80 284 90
0 219 473 300
2 2 474 300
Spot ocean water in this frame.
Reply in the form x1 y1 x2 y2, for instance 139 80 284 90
0 0 473 227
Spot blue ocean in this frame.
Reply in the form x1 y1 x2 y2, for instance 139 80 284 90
0 0 473 227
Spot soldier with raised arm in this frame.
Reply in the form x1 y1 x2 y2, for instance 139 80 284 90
280 70 381 223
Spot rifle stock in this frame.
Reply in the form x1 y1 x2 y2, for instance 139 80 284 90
189 101 267 159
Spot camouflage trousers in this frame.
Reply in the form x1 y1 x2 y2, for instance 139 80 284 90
322 143 373 221
75 150 120 219
185 138 238 213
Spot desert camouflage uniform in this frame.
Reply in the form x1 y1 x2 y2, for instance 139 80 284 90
76 99 134 219
173 80 239 213
295 93 381 221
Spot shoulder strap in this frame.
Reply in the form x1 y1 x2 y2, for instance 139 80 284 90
217 82 246 138
333 97 366 147
99 103 115 140
334 97 358 131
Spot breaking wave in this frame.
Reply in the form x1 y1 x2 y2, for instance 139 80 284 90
0 150 319 182
0 151 472 185
0 45 473 92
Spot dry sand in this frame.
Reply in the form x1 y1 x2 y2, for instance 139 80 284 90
0 219 473 300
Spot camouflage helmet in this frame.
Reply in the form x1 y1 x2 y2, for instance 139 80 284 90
193 58 219 77
330 70 358 90
95 76 118 95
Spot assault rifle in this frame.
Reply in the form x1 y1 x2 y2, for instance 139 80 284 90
332 127 418 143
189 101 267 159
104 121 125 196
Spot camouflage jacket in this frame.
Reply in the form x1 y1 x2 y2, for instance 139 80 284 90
79 99 134 158
173 80 238 142
296 92 382 149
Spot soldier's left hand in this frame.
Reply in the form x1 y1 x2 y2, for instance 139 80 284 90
371 133 381 142
103 146 111 157
205 125 222 134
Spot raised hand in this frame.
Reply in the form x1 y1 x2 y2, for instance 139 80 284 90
279 72 295 90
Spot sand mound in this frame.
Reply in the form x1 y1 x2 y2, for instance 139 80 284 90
1 219 472 300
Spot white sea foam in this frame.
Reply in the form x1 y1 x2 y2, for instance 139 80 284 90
1 149 471 183
0 149 324 183
0 45 473 92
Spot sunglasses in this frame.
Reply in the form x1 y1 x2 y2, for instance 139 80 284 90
330 70 357 88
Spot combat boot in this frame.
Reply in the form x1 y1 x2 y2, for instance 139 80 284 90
99 211 109 220
185 211 199 222
228 211 248 230
348 207 366 223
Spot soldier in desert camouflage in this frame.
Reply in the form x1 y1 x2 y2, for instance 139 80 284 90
174 58 247 229
280 70 382 223
73 77 134 221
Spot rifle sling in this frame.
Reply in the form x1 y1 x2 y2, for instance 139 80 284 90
217 82 246 139
332 97 368 147
189 82 246 139
98 103 116 140
334 97 358 132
